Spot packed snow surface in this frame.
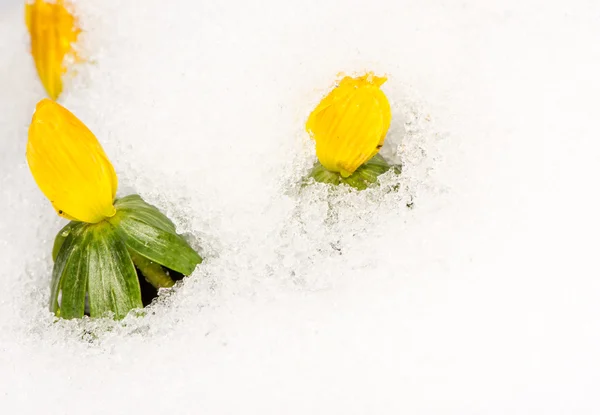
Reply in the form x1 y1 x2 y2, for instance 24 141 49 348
1 0 600 413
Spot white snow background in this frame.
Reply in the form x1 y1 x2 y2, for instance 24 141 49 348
1 0 600 413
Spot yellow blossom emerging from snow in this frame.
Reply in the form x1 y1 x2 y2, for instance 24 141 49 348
306 73 391 178
25 0 80 100
27 99 118 223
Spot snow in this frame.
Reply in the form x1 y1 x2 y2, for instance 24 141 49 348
1 0 600 413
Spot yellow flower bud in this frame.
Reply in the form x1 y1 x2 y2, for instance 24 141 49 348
25 0 80 100
27 99 118 223
306 73 391 178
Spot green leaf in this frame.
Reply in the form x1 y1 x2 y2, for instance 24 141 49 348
51 222 86 316
342 154 397 190
59 229 94 319
309 163 342 186
110 195 202 276
128 250 175 289
52 221 143 319
85 221 143 319
307 154 401 190
52 221 80 262
114 195 177 233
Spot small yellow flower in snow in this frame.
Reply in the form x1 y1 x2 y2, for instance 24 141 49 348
25 0 80 100
27 99 118 223
306 73 391 178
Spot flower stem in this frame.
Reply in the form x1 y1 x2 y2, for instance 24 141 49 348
129 251 175 289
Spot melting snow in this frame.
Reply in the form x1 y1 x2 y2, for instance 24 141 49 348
1 0 600 413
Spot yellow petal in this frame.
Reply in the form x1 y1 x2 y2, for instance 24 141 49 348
27 99 118 223
306 73 391 177
25 0 80 100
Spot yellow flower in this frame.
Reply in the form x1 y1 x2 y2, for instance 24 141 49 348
27 99 118 223
25 0 80 100
306 73 391 178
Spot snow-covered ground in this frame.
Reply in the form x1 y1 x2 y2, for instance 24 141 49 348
1 0 600 413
